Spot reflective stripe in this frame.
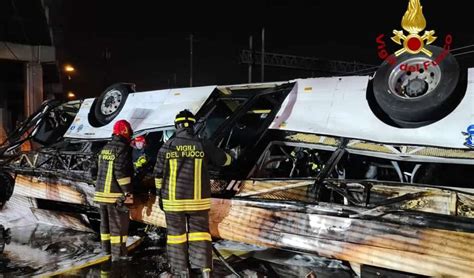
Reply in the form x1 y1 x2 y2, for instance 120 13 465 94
155 178 163 189
188 232 212 242
101 270 110 278
194 159 198 199
202 268 211 273
95 192 123 197
224 153 232 166
93 196 117 203
134 156 147 168
163 203 211 209
101 233 110 241
117 177 131 186
110 235 127 244
248 109 271 114
175 117 196 123
194 159 202 200
163 203 211 208
163 203 211 212
162 201 211 212
110 236 121 244
104 160 114 194
167 233 187 244
169 159 177 200
162 198 211 205
163 202 211 208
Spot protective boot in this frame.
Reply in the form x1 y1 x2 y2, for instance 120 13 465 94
100 260 111 278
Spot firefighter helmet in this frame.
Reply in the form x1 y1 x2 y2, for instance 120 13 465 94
132 135 146 149
134 135 146 144
174 109 196 129
112 119 132 141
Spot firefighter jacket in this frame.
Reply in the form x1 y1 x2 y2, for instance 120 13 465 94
154 128 232 212
94 135 133 204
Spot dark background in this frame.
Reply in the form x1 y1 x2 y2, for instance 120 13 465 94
58 0 474 98
1 0 474 100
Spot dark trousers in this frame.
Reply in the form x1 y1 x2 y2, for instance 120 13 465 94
165 210 212 274
99 204 130 259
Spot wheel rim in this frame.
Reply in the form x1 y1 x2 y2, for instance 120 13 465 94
100 89 122 116
388 57 442 99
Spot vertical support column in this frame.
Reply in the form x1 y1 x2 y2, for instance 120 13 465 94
248 36 253 83
24 62 43 117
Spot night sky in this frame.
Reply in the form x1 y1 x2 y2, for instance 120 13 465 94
60 0 474 98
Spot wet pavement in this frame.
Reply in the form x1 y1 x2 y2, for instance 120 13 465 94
1 224 354 277
1 224 99 277
0 197 355 277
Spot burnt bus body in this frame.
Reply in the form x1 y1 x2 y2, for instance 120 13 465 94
2 61 474 276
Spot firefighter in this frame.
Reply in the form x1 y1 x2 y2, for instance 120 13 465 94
290 147 322 177
94 119 134 262
155 110 232 278
131 135 150 195
132 135 148 171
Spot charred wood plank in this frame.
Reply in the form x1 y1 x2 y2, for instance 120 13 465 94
14 175 93 205
130 197 474 277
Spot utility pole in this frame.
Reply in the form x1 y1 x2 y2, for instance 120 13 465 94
261 28 265 82
248 36 253 83
189 34 193 87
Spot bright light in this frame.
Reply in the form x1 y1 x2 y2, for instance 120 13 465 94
67 91 76 99
64 65 75 72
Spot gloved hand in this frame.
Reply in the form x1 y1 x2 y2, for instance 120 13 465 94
116 194 126 207
124 193 134 205
115 195 128 213
115 193 132 212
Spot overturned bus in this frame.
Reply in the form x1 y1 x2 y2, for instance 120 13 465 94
1 43 474 276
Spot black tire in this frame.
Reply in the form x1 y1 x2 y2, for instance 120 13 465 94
92 83 134 126
373 45 460 124
389 117 437 129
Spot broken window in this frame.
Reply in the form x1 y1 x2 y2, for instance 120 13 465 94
196 85 293 179
218 90 289 162
199 98 246 140
342 153 474 188
33 101 80 146
254 142 332 179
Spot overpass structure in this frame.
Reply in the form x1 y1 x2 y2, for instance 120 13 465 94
0 0 62 141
